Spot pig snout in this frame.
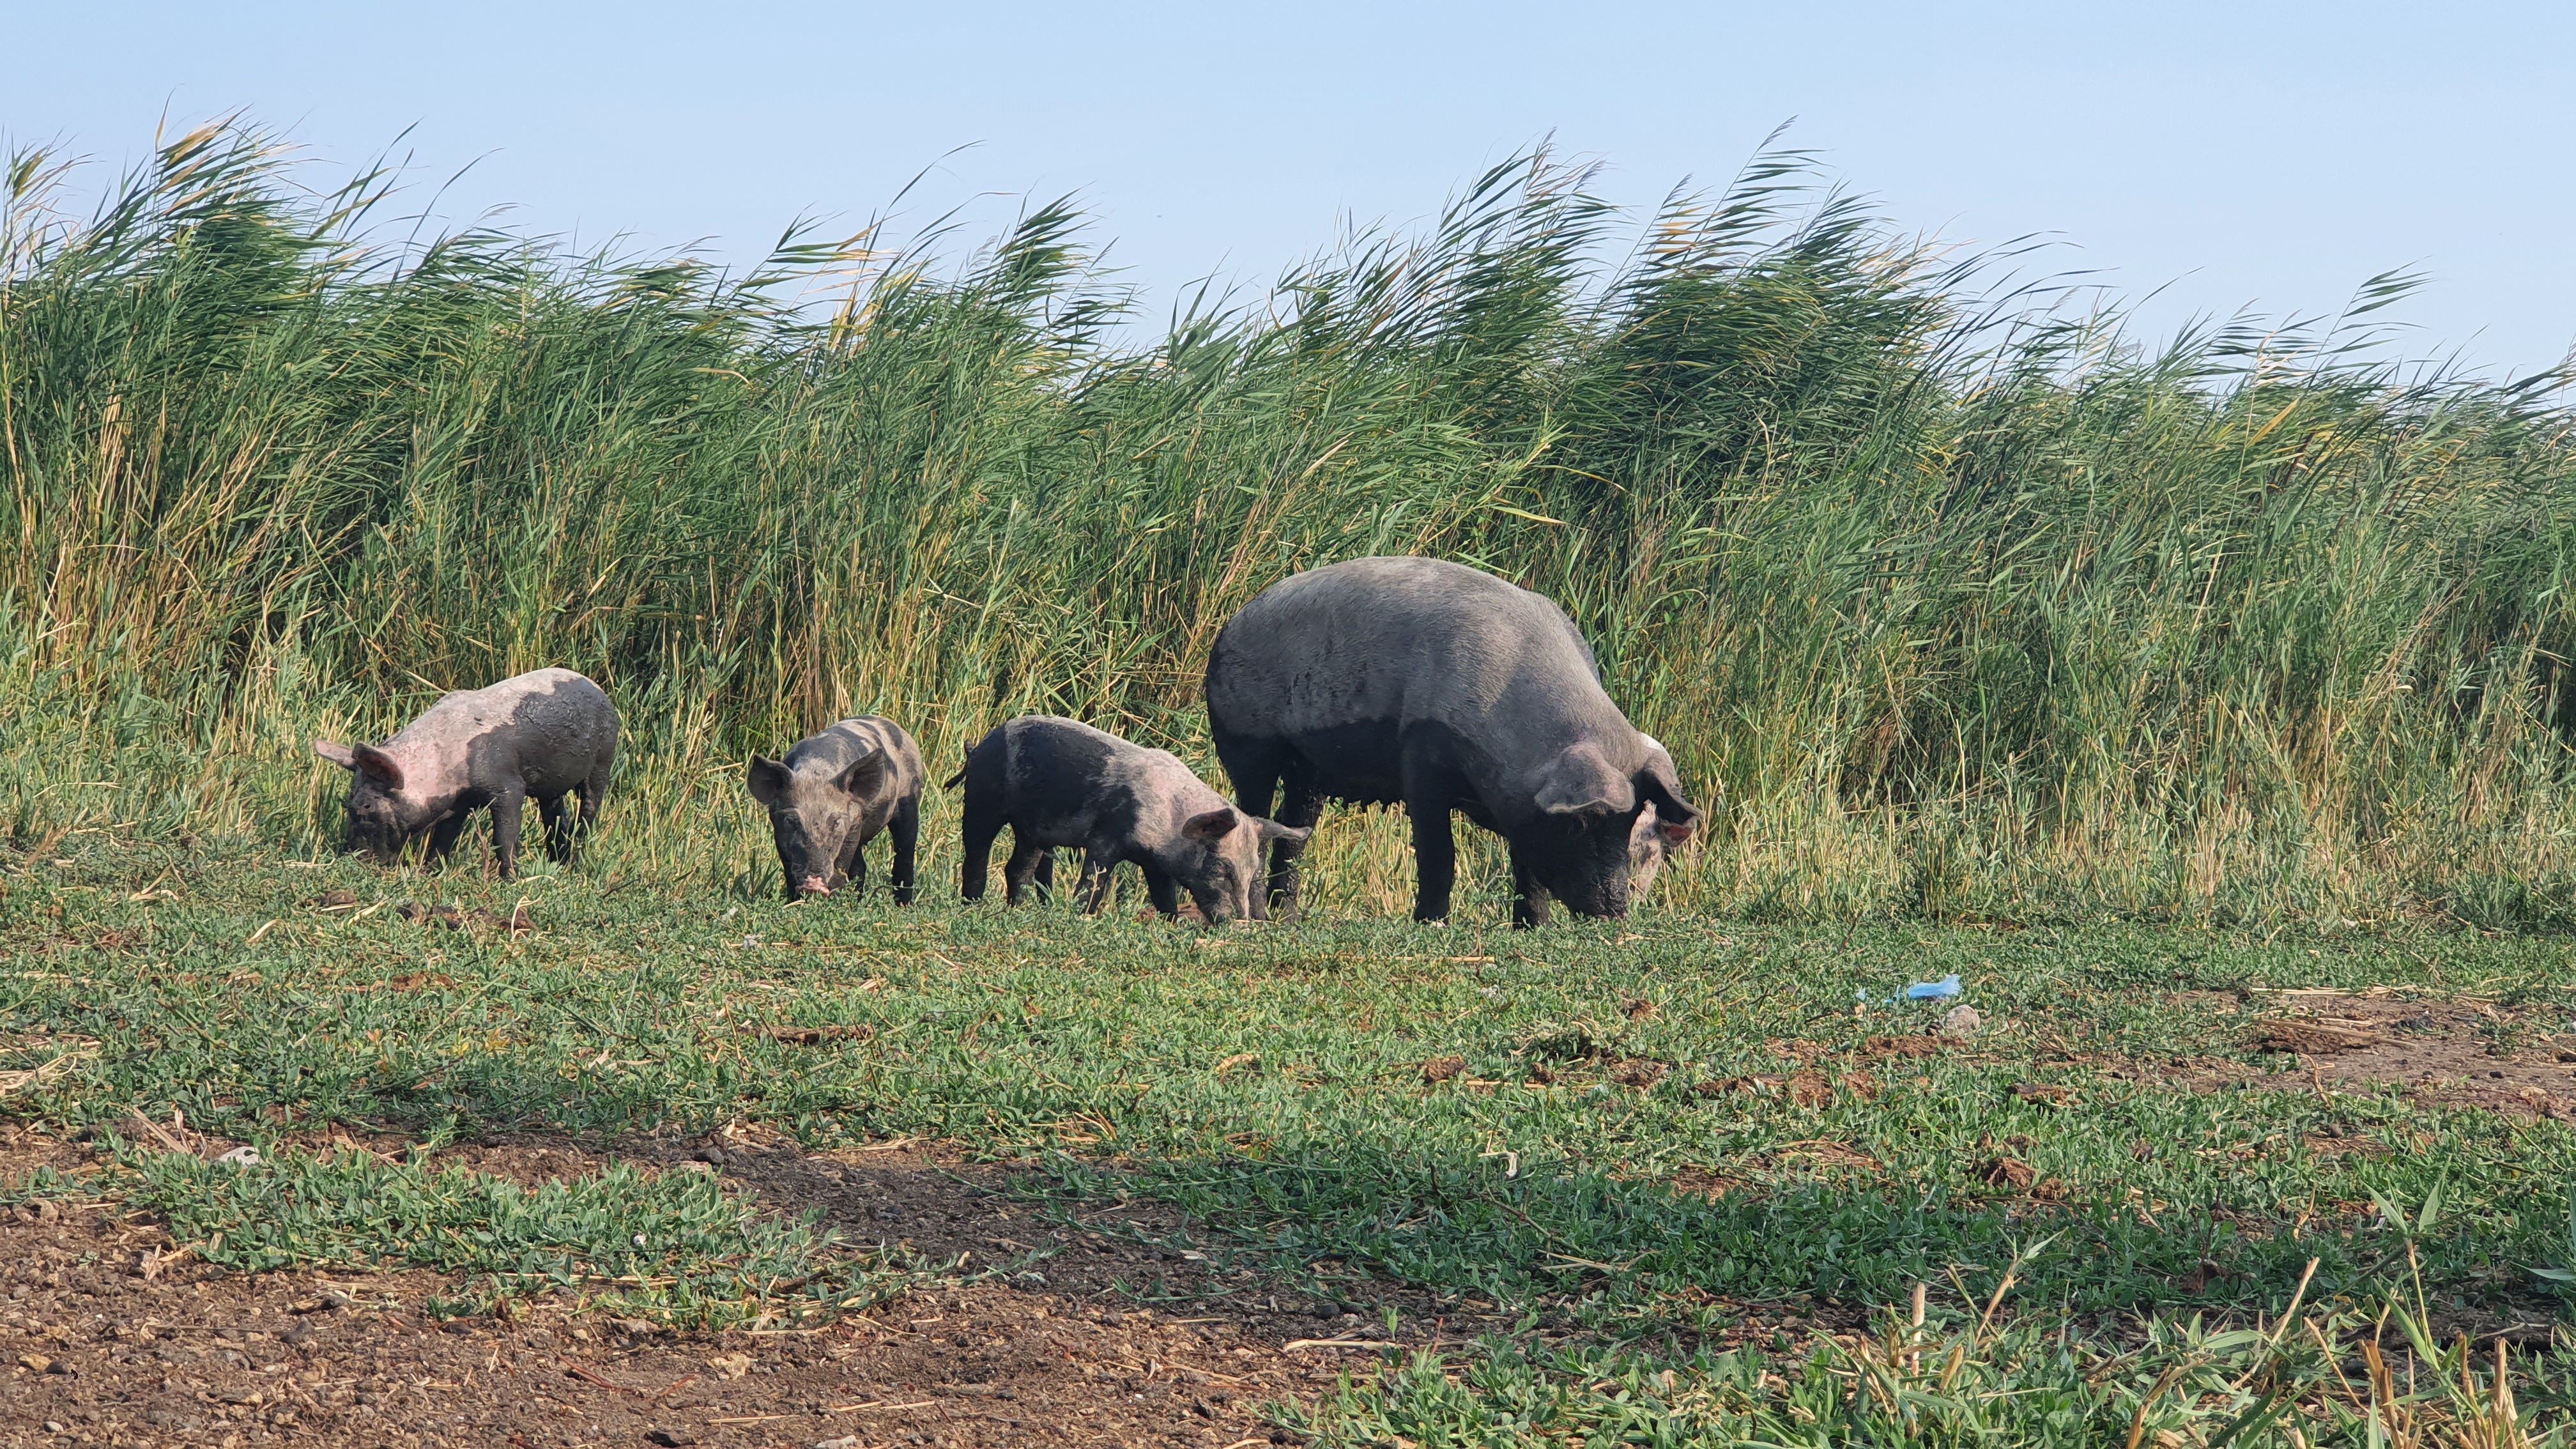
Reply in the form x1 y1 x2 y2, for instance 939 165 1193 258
797 875 833 898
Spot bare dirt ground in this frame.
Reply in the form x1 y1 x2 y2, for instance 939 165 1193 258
0 1128 1473 1449
2160 988 2576 1119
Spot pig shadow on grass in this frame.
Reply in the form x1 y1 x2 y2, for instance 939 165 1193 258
631 1133 1351 1319
258 1052 1430 1331
257 1105 1487 1349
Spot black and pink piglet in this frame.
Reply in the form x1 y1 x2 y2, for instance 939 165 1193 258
314 667 618 878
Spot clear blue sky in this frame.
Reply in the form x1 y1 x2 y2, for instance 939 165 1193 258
10 0 2572 377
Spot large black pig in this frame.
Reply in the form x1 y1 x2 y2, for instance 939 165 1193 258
314 667 618 879
1205 556 1699 926
744 717 924 903
952 715 1308 923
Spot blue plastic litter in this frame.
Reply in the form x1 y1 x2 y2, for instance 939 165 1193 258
1857 974 1966 1007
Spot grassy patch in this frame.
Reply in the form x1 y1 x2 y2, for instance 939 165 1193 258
10 844 2576 1439
110 1144 930 1329
1294 1307 2575 1448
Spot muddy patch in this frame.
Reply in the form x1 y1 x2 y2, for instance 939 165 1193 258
2183 989 2576 1118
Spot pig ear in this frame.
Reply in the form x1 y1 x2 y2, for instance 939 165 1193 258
1634 739 1700 832
1257 818 1312 846
834 751 889 799
350 744 405 790
1532 744 1632 817
1182 808 1239 843
746 756 792 807
1634 801 1695 848
313 740 357 771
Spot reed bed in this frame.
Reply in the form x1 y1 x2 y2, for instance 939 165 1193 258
6 120 2572 926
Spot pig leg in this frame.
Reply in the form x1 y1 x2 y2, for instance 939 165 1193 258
1223 739 1294 920
1510 847 1554 930
1004 834 1052 906
1139 862 1181 919
1406 799 1457 923
1264 762 1324 923
424 812 470 871
572 756 610 862
1218 738 1282 824
841 836 867 898
890 796 919 906
1033 849 1057 898
960 797 1005 901
537 793 574 863
1401 752 1460 923
1078 847 1122 914
489 786 526 880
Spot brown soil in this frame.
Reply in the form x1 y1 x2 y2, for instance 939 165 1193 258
2182 988 2576 1119
0 1126 1487 1449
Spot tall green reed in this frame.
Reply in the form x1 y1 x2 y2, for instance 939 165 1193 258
5 120 2571 925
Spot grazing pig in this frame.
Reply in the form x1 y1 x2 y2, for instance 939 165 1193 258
952 716 1310 923
314 666 618 879
744 717 924 903
1204 556 1700 927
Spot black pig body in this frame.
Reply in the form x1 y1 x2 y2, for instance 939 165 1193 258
745 717 924 903
314 667 618 878
953 716 1307 923
1205 556 1699 926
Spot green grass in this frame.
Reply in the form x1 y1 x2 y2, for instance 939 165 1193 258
10 839 2576 1442
115 1147 935 1329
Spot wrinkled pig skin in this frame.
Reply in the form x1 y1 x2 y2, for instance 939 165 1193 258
314 667 618 879
951 715 1308 924
745 716 925 903
1206 556 1699 927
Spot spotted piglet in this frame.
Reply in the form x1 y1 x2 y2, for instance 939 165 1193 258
314 667 618 878
952 715 1308 923
744 716 924 903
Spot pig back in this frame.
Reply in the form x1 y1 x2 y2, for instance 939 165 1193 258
1206 557 1624 788
810 716 924 816
399 668 617 800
